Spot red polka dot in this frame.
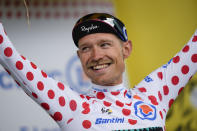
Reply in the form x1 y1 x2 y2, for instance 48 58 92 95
178 87 184 95
128 119 137 125
30 62 37 69
67 118 73 124
157 72 163 80
163 85 169 95
123 90 127 97
82 102 89 108
0 35 3 44
181 65 189 74
173 56 180 63
4 47 13 57
37 81 44 90
32 92 38 98
171 76 179 85
111 91 120 96
96 92 105 100
158 91 162 101
86 96 95 100
57 82 65 90
80 94 85 99
126 102 132 106
138 87 147 92
41 70 47 78
82 107 90 114
53 112 62 121
192 35 197 42
59 96 65 106
26 72 34 81
69 100 77 111
160 111 163 120
169 99 174 108
122 108 131 116
82 120 91 129
41 103 50 110
148 96 158 105
191 54 197 63
16 61 23 70
182 45 189 52
103 101 112 107
21 55 26 60
48 90 55 99
116 100 124 107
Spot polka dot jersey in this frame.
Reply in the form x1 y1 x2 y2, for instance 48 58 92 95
0 23 196 131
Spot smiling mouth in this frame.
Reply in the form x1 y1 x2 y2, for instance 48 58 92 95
90 63 111 70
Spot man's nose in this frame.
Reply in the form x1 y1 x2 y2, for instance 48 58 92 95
91 47 104 60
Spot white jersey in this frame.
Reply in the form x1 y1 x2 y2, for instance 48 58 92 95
0 23 196 131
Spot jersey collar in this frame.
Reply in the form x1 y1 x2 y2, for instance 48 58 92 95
91 83 125 92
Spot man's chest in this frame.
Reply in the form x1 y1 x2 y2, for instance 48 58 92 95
64 91 164 130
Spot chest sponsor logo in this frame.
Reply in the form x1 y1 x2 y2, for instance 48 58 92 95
101 107 112 114
134 101 156 120
95 117 124 124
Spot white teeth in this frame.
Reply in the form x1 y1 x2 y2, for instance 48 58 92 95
93 64 108 70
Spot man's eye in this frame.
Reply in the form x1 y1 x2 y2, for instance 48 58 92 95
101 43 110 48
81 47 89 52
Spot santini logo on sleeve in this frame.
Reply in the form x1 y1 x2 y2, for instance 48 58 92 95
95 117 124 124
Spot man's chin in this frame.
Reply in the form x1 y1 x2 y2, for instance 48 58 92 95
91 76 118 86
91 76 108 84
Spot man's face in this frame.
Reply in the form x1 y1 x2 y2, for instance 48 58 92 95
77 33 131 86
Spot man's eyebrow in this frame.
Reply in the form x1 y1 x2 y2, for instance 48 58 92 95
79 39 113 47
78 42 89 48
97 39 113 43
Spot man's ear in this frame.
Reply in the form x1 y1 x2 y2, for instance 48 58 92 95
122 40 132 59
77 50 80 59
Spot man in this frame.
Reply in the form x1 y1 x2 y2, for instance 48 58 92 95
0 13 196 131
74 13 132 87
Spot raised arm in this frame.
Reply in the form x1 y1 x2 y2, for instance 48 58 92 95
134 30 197 112
0 23 81 127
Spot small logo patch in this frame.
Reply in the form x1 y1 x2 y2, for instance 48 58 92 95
101 107 112 114
81 24 99 33
134 101 156 120
95 117 124 124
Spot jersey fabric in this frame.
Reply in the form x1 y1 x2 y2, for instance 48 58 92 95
0 23 197 131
